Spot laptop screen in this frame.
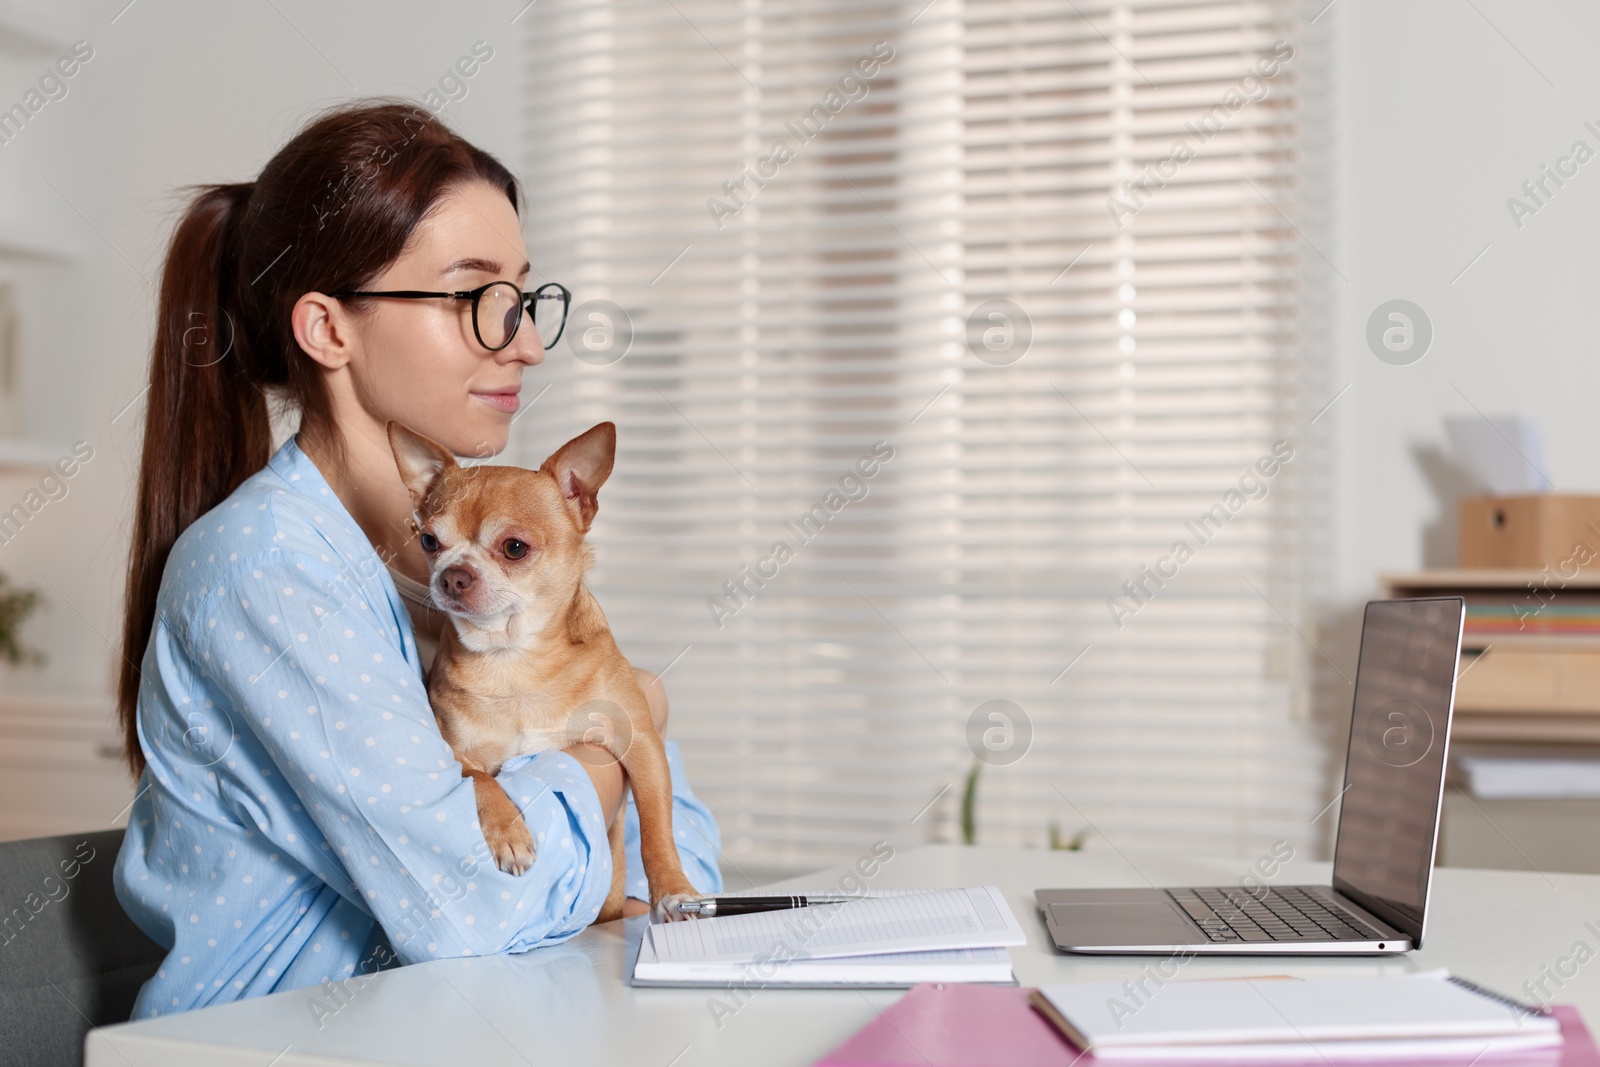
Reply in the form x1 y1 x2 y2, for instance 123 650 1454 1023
1330 597 1464 941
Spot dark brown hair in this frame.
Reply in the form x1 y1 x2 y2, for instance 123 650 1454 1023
117 98 520 778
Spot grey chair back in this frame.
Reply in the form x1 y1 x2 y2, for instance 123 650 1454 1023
0 828 165 1067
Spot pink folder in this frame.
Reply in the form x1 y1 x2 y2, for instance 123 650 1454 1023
814 983 1599 1067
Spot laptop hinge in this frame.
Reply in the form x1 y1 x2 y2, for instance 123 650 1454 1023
1326 887 1412 942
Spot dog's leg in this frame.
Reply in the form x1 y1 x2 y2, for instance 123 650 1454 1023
617 726 698 905
457 751 536 876
594 802 629 923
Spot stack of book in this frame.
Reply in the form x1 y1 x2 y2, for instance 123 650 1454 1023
1465 600 1600 637
815 972 1597 1066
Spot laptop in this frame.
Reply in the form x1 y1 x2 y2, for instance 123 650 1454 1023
1037 596 1465 955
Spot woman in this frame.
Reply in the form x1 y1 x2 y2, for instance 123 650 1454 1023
111 99 722 1019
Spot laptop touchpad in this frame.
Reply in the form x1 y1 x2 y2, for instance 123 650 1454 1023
1048 902 1199 945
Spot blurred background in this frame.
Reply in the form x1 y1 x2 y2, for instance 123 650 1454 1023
0 0 1596 886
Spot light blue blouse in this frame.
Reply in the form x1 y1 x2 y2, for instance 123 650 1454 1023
112 433 723 1019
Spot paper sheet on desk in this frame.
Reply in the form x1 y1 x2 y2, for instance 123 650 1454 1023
647 885 1025 964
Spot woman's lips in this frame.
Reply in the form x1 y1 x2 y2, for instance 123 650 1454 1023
472 391 520 413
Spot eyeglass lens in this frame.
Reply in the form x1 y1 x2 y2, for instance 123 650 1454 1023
475 282 567 350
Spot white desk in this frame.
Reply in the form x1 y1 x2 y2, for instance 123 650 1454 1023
87 845 1600 1066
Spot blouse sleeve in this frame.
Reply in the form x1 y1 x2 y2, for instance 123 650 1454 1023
178 542 619 962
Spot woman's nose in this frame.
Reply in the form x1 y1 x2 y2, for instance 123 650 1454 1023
503 304 546 365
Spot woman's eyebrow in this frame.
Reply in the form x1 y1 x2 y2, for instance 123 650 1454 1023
441 256 533 277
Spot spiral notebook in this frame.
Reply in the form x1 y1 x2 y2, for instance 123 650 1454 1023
814 981 1597 1067
1030 971 1567 1061
631 886 1023 988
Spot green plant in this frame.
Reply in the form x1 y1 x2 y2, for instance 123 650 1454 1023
0 570 45 666
960 758 980 845
1048 820 1089 851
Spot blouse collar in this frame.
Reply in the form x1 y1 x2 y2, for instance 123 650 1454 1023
264 433 378 557
266 433 426 670
266 432 339 502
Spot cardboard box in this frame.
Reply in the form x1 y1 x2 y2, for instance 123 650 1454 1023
1459 495 1600 569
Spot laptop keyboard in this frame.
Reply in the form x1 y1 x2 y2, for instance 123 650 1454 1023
1165 886 1383 943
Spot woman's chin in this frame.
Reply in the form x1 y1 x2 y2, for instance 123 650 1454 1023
448 416 510 459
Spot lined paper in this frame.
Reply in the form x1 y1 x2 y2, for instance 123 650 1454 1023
648 885 1024 964
632 936 1015 985
1035 972 1561 1056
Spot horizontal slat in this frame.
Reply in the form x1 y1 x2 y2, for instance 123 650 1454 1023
518 0 1323 871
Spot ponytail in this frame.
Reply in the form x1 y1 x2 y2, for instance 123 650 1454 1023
116 182 270 778
116 99 521 779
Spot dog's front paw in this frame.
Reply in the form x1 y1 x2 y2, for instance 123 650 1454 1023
483 816 537 876
650 876 702 922
651 892 699 923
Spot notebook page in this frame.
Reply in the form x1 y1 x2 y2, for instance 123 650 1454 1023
634 933 1015 987
1037 973 1560 1050
714 887 928 898
648 885 1024 964
634 938 1015 985
638 938 1010 968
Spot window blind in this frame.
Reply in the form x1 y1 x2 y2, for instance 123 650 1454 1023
515 0 1330 875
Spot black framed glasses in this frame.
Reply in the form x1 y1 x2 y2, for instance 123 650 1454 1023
329 280 571 351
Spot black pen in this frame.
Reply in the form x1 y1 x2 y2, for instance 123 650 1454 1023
674 894 859 917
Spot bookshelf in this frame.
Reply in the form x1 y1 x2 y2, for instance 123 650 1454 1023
1383 570 1600 873
1382 570 1600 743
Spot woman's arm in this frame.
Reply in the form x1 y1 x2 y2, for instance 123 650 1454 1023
178 542 624 962
568 744 625 826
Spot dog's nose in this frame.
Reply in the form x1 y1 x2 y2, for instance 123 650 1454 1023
441 566 477 596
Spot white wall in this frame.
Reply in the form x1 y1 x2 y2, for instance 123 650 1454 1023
1332 0 1600 599
0 0 523 702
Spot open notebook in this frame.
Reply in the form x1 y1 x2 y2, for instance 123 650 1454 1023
630 886 1023 988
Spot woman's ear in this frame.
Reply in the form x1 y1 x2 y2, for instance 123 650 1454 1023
292 291 356 371
387 421 459 513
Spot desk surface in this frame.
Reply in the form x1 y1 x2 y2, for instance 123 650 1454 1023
88 845 1600 1066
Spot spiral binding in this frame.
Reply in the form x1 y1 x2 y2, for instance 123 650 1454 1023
1445 974 1550 1018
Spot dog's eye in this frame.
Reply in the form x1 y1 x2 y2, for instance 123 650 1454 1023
503 538 529 560
419 532 439 553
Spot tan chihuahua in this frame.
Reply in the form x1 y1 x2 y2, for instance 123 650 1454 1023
387 419 699 921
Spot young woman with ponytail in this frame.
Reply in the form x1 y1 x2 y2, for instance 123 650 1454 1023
111 99 722 1018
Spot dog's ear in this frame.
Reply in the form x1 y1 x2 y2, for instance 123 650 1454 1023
387 421 459 515
539 422 615 533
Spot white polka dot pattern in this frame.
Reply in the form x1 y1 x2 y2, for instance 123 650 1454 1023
111 434 724 1020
